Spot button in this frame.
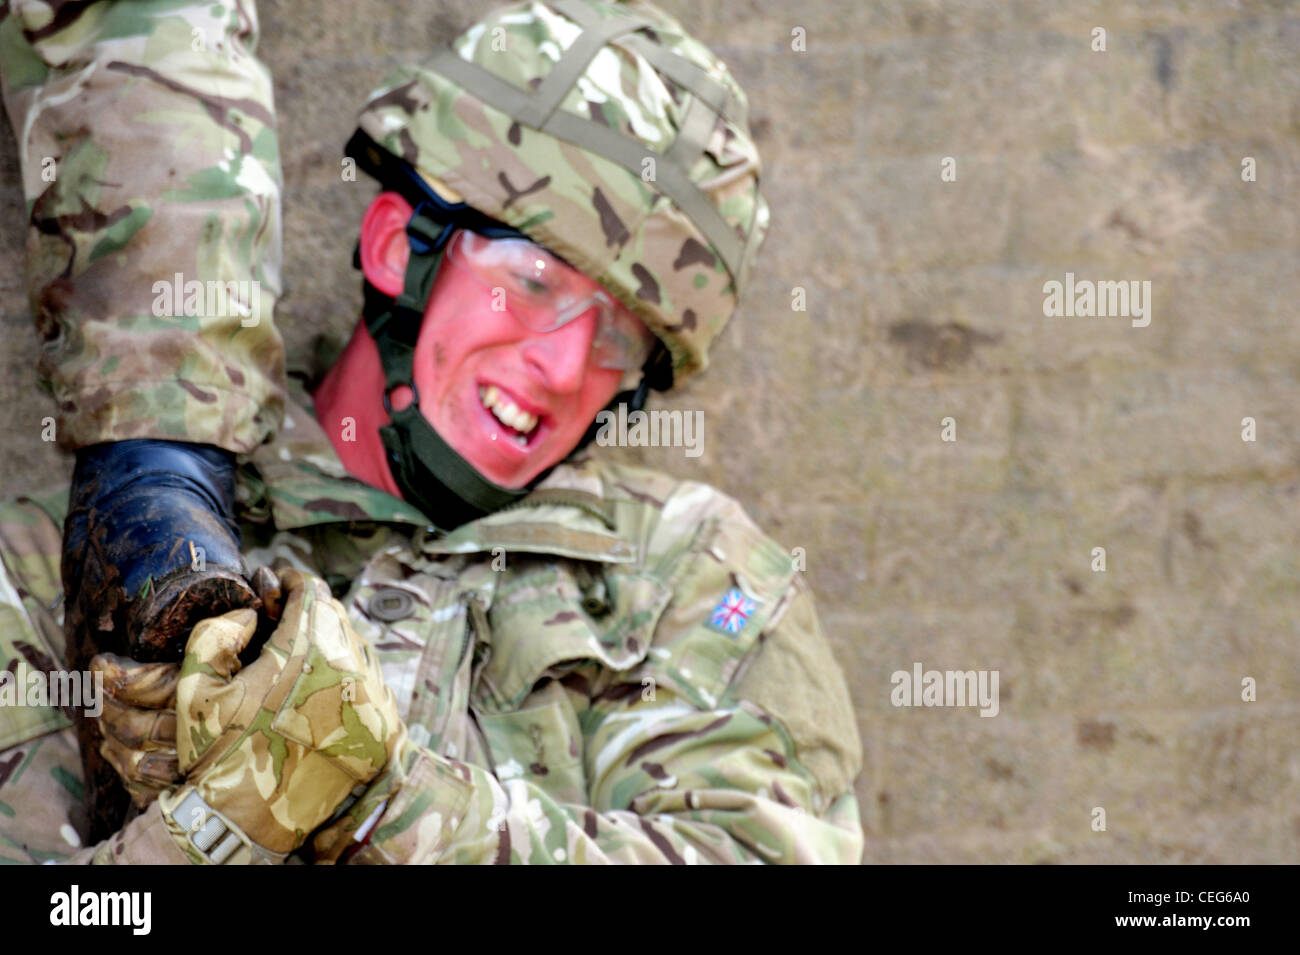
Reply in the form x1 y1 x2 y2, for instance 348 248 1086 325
369 587 415 622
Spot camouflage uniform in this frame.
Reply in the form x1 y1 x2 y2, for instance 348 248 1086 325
0 0 285 452
0 381 864 864
0 2 864 863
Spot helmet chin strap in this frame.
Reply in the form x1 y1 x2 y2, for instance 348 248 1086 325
364 208 536 530
362 203 657 531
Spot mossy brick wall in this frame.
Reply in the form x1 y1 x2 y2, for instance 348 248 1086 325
2 0 1296 863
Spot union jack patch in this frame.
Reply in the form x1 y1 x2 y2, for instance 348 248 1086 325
706 588 759 635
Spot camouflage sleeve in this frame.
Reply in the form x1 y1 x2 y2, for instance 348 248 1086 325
0 0 285 452
0 730 194 864
0 492 82 863
322 491 865 865
75 799 196 864
336 684 862 865
0 730 84 863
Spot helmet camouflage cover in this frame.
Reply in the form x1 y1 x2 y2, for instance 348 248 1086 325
355 0 770 385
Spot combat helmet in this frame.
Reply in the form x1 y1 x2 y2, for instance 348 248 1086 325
344 0 769 528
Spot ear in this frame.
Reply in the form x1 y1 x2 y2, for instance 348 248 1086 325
359 191 414 297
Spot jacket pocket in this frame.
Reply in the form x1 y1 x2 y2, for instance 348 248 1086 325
475 688 587 806
478 558 671 710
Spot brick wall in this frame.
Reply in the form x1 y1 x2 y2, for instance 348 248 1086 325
2 0 1296 863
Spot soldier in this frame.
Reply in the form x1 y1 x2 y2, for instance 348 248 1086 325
0 0 864 863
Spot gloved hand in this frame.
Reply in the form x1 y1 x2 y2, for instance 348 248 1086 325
62 439 260 841
91 653 182 809
89 566 283 815
159 568 404 864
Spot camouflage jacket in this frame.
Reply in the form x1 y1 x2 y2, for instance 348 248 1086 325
0 386 864 864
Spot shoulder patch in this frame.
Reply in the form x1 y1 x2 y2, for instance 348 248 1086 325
706 587 759 636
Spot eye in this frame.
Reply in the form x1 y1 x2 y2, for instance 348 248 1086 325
512 273 550 296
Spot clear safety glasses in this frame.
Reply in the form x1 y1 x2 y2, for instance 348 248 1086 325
445 229 654 375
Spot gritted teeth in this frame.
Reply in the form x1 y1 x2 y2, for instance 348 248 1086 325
479 385 539 439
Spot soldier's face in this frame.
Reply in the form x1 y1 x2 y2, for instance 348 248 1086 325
407 236 651 489
359 191 653 488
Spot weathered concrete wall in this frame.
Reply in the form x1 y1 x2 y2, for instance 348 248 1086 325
2 0 1297 863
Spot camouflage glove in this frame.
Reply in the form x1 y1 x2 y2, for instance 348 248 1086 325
307 729 416 864
91 653 183 809
160 568 403 864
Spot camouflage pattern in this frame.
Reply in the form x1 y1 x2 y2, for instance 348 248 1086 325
357 0 770 385
167 570 402 859
0 384 863 864
0 0 285 451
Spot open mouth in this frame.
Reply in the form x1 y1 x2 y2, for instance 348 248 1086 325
478 384 544 449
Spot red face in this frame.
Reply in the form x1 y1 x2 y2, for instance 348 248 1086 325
406 235 653 488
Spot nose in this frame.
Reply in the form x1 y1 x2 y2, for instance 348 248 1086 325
519 307 599 394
